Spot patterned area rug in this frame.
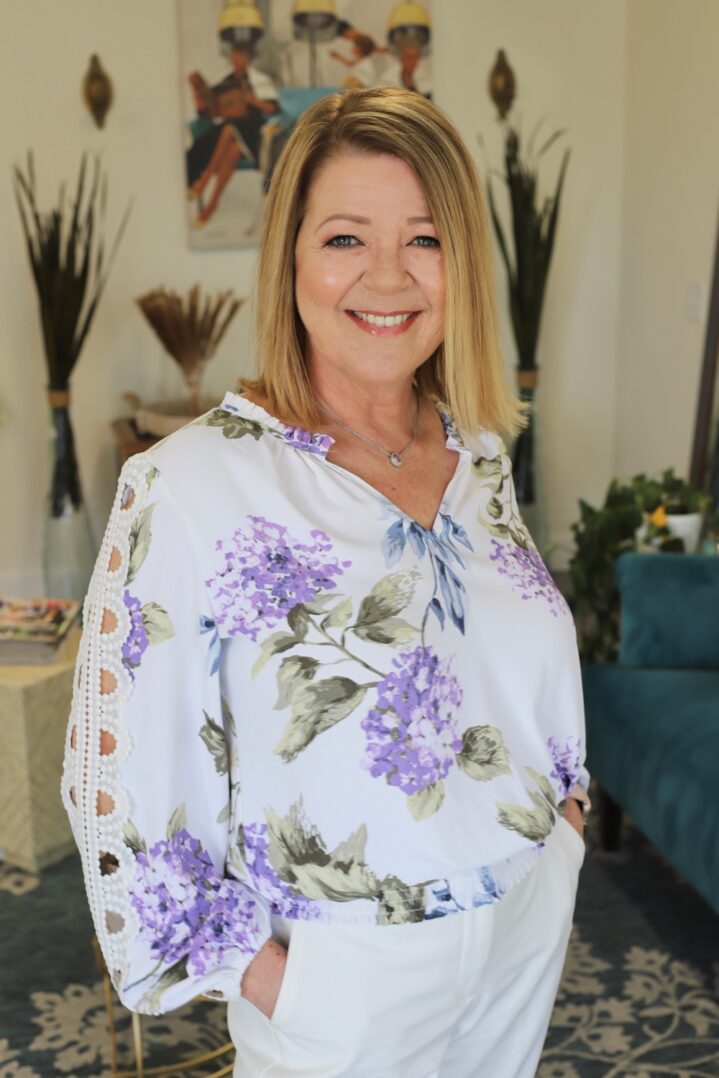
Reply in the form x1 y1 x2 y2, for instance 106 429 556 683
1 798 717 1077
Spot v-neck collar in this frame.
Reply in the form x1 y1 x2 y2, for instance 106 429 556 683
218 390 469 460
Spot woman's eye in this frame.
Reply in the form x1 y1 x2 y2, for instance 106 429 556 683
411 235 440 248
325 235 359 248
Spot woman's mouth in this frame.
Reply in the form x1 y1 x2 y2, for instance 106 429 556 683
346 310 420 335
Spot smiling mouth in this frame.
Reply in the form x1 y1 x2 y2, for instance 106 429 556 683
349 310 418 327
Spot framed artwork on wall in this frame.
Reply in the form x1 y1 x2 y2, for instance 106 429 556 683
177 0 434 250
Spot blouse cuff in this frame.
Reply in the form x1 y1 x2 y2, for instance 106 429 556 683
567 782 592 817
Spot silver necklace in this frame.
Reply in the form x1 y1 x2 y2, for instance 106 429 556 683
315 389 421 468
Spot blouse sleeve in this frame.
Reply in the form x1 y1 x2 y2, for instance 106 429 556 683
61 452 271 1015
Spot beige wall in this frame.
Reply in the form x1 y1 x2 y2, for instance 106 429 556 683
437 0 627 563
615 0 719 477
0 1 714 592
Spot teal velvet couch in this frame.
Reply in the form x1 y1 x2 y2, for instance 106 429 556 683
582 552 719 914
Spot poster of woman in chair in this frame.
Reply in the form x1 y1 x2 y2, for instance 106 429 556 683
178 0 433 248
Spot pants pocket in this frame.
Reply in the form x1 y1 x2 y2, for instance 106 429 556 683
557 813 586 868
269 919 306 1031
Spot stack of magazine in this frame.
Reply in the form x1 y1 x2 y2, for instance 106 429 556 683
0 597 81 665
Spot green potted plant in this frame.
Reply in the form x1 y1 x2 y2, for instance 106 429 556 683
634 468 711 553
569 469 710 663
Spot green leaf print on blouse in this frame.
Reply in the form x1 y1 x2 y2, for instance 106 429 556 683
274 676 369 762
262 798 425 923
199 710 230 775
456 725 512 781
196 697 240 823
265 800 379 902
354 572 420 644
194 408 266 442
120 476 174 681
495 763 560 843
472 450 570 619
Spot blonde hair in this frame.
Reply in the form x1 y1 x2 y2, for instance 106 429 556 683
240 86 528 440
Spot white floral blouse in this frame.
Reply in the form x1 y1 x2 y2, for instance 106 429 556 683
61 391 590 1015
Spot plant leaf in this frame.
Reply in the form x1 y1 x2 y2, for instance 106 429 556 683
166 803 188 840
355 571 420 627
321 596 353 630
407 781 445 821
495 789 554 842
221 695 236 737
251 631 298 678
199 710 229 775
457 725 512 780
273 677 367 762
353 615 416 646
274 655 319 710
141 602 175 646
287 603 310 641
126 503 156 585
123 819 146 856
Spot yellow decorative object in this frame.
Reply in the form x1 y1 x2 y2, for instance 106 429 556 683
650 505 668 527
292 0 337 17
218 0 264 33
387 1 432 32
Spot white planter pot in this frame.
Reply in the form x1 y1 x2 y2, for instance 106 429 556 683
635 511 704 553
665 512 703 553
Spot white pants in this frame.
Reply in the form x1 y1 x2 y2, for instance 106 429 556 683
228 815 585 1077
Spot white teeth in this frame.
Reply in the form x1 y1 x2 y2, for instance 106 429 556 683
351 311 415 327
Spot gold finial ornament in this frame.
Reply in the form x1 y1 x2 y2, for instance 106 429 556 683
82 54 113 128
488 49 516 119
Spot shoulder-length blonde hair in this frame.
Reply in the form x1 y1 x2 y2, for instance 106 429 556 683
239 86 528 440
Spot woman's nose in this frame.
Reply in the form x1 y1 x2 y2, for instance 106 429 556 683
361 248 412 293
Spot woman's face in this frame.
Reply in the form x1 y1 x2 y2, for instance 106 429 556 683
294 151 445 395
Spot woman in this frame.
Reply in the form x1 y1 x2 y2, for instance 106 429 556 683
62 87 590 1076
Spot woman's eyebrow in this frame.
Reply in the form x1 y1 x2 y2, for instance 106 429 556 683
316 213 434 230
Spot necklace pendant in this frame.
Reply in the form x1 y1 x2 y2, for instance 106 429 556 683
389 452 404 468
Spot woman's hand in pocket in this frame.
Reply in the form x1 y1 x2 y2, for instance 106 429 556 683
562 797 585 841
241 938 288 1019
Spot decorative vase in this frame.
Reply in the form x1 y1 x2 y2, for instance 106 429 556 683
511 368 549 559
43 389 96 608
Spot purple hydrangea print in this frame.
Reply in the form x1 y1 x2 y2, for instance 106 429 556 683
489 539 569 618
206 517 349 641
282 425 334 457
547 735 583 796
122 590 149 678
361 646 463 796
128 828 263 976
242 823 321 920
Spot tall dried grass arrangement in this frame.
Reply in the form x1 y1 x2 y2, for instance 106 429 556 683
12 151 132 394
136 285 244 414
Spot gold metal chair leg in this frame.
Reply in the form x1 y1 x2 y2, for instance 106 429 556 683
92 936 120 1077
131 1010 145 1077
94 932 236 1076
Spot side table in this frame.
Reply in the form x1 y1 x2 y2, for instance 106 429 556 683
0 626 82 872
111 418 161 470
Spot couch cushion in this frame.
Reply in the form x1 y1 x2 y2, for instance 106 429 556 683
615 552 719 669
583 663 719 913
